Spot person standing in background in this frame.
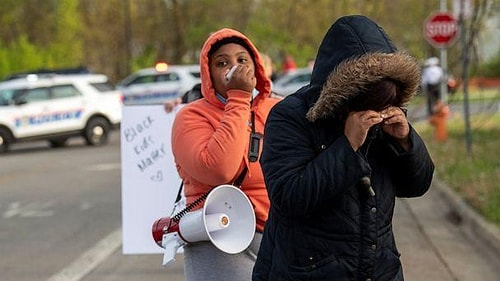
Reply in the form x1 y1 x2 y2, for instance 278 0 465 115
260 53 276 82
421 57 444 116
281 54 297 74
171 28 280 281
253 15 434 281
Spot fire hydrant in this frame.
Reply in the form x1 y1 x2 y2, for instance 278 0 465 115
429 100 450 142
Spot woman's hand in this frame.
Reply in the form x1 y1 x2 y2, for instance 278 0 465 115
164 97 182 113
344 110 383 151
225 65 256 94
380 107 411 151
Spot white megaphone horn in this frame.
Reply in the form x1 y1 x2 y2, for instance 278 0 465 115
152 184 256 266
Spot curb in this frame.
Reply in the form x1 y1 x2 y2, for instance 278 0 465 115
433 178 500 261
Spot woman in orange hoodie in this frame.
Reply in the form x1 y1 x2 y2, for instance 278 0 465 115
171 28 279 281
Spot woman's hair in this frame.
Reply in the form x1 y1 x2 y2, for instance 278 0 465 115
208 36 255 62
347 79 403 112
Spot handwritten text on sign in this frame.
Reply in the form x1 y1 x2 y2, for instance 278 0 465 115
120 105 182 254
123 115 167 176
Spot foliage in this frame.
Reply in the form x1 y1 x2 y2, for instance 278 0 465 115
0 0 82 75
414 111 500 225
471 50 500 77
0 0 496 83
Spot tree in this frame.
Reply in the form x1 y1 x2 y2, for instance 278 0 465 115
0 0 496 83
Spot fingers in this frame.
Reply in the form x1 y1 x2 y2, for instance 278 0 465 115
344 111 383 151
380 107 407 125
356 110 384 128
380 107 410 140
164 97 182 113
226 65 256 92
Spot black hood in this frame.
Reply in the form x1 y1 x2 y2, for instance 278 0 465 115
306 15 420 122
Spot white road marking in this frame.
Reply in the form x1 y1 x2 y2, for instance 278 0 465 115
3 201 54 218
85 162 121 171
79 202 93 211
45 228 122 281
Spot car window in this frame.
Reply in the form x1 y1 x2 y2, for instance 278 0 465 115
0 89 15 105
91 82 116 92
156 73 180 82
189 71 201 78
289 73 311 84
129 75 156 85
21 87 50 102
51 84 81 99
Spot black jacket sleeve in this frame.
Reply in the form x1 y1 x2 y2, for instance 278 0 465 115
261 100 371 219
383 126 435 198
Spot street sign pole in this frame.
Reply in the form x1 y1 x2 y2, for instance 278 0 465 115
424 10 458 104
440 0 448 103
458 0 473 156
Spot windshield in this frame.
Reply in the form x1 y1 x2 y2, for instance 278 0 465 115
0 89 13 105
0 88 24 106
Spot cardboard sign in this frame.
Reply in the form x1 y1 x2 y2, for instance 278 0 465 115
120 105 182 254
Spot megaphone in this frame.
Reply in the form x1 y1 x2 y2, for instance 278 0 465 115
152 184 256 266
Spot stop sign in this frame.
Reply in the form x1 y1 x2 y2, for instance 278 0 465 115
424 12 459 48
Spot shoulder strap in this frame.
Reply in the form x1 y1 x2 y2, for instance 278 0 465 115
174 181 184 204
171 167 248 222
233 167 248 187
173 166 247 205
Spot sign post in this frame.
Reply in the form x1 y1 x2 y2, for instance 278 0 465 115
423 11 459 104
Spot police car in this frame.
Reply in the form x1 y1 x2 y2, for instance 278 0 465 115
0 74 123 153
272 67 312 97
117 63 200 105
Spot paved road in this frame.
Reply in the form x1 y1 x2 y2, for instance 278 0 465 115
77 179 500 281
0 134 122 281
2 98 499 281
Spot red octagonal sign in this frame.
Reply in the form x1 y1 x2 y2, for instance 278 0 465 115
424 12 459 48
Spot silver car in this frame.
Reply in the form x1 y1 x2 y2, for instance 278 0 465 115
117 63 200 105
272 68 311 97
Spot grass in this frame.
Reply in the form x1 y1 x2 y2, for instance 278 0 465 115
412 95 500 226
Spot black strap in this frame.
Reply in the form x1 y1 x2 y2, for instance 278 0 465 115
174 167 247 204
251 110 256 133
174 181 184 203
171 99 253 216
233 167 248 187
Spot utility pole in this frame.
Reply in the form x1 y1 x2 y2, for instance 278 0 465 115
459 0 473 156
123 0 132 76
439 0 449 103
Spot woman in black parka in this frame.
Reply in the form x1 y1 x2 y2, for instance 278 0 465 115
252 15 435 281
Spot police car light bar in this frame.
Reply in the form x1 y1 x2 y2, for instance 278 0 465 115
155 62 169 72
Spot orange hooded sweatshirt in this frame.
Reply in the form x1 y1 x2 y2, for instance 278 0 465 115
171 28 279 232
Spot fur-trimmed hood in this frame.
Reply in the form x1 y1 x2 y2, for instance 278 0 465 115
305 15 420 122
306 52 420 121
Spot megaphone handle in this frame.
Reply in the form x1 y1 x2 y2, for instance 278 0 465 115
162 233 185 266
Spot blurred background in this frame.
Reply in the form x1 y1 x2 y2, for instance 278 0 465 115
0 1 499 281
0 0 498 83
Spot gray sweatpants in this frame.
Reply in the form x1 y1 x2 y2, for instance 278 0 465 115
183 232 262 281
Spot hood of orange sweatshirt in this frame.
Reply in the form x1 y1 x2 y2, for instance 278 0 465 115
198 28 272 108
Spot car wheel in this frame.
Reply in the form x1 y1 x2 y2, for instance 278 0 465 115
49 138 68 148
0 127 13 153
84 117 111 146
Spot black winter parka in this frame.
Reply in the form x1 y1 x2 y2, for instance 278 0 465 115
253 15 435 281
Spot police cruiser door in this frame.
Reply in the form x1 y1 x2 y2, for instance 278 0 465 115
13 84 85 138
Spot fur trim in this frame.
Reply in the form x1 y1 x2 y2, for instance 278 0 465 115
306 52 420 122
